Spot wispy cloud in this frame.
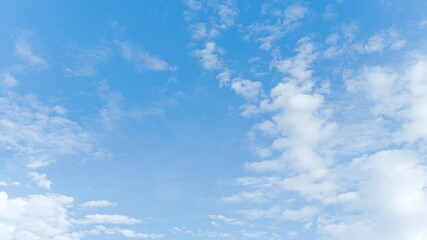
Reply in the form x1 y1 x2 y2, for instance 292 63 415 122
0 73 18 88
247 4 309 50
64 45 111 77
118 41 172 72
80 200 117 208
87 226 164 239
77 214 142 225
208 215 245 226
14 31 47 67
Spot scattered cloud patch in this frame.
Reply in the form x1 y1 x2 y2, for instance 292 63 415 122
14 32 47 67
208 215 245 226
80 200 116 208
230 78 262 101
0 73 18 88
64 46 111 77
28 172 52 189
77 214 142 225
118 41 172 72
193 41 223 71
248 4 309 50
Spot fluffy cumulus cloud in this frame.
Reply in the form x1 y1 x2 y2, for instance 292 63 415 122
245 38 335 174
345 56 427 143
316 150 427 240
184 0 427 237
229 42 427 240
0 192 78 240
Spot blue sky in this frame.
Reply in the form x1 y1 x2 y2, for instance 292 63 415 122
1 0 427 239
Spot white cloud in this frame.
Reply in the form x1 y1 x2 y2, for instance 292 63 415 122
64 46 111 77
87 225 164 239
221 190 270 203
183 0 203 21
26 158 51 169
240 204 318 223
170 227 233 239
96 80 125 130
0 92 104 169
80 200 116 208
193 42 223 71
77 214 142 225
318 150 427 240
399 57 427 142
28 172 52 189
345 55 427 143
324 26 406 58
248 4 309 50
284 4 308 24
0 192 77 240
248 83 334 173
0 181 21 188
238 38 335 174
217 69 231 87
281 206 318 222
240 206 281 220
323 22 358 58
0 192 157 239
363 34 387 53
225 45 427 238
208 215 245 226
242 231 280 239
95 80 145 131
185 0 237 39
230 78 262 100
323 23 406 58
0 73 18 88
216 1 238 29
189 23 209 40
14 33 47 67
272 37 317 81
118 41 171 72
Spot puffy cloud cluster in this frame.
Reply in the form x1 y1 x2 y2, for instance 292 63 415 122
0 192 77 240
213 18 427 238
0 192 162 240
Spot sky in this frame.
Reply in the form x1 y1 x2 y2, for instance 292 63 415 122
1 0 427 239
